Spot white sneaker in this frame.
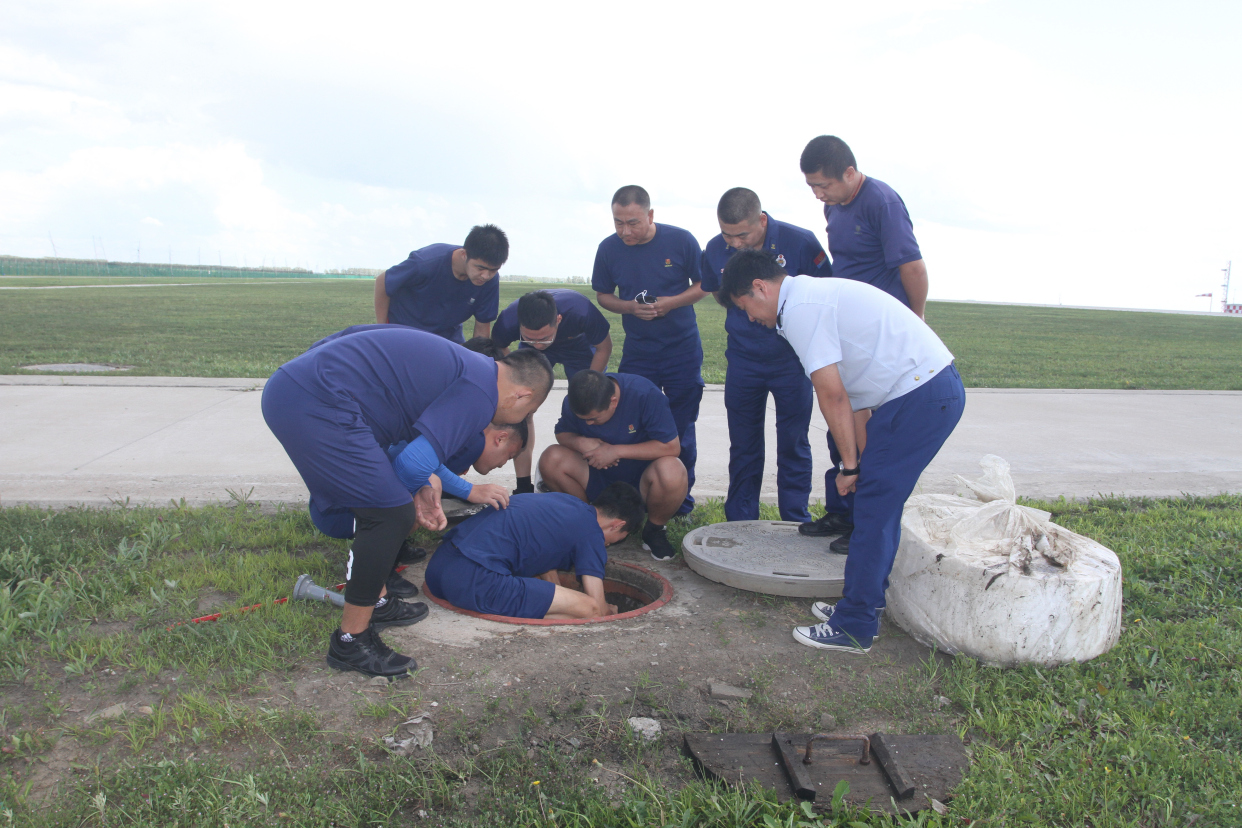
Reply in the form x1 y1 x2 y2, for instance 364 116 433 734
810 601 883 639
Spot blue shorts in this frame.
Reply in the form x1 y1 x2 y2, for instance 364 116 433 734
586 459 649 501
424 541 556 619
261 369 411 512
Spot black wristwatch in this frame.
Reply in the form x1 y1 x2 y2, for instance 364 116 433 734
839 462 860 477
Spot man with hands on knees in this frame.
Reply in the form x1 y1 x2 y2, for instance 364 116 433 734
424 483 644 620
262 326 552 678
718 250 963 654
538 370 687 562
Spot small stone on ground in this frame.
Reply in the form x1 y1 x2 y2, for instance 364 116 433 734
627 717 661 741
708 682 753 701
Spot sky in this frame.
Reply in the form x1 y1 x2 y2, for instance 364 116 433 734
2 0 1239 310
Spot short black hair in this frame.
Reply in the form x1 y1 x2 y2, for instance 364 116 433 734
799 136 857 180
717 187 762 225
463 224 509 267
717 248 786 310
463 336 505 359
567 370 615 417
611 185 651 211
591 482 645 534
517 290 558 330
491 417 529 450
498 348 553 396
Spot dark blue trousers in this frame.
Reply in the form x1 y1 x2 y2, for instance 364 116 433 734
830 365 965 640
723 356 813 522
618 356 703 515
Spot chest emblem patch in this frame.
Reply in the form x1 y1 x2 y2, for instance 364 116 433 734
628 424 636 433
664 258 672 267
775 254 786 268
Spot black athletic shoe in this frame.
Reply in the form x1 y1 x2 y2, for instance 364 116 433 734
642 523 677 561
384 570 420 599
829 529 852 555
326 627 416 678
395 540 428 565
370 597 429 630
513 477 535 495
799 511 854 537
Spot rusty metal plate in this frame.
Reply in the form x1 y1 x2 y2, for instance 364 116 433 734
683 731 967 815
681 521 846 598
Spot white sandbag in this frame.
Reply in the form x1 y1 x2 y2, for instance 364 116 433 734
887 455 1123 667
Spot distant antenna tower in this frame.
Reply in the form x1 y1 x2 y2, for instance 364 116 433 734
1223 261 1232 311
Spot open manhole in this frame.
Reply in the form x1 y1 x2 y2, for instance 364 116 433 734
20 363 132 372
423 560 672 626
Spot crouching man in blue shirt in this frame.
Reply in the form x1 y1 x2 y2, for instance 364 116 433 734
538 370 688 561
719 250 964 654
425 484 644 620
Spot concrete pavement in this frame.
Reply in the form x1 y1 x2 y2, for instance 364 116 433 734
2 374 1240 509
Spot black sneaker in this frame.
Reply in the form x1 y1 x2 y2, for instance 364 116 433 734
395 540 428 565
829 529 852 555
642 523 677 561
326 627 416 678
799 511 854 537
384 570 420 599
370 597 429 630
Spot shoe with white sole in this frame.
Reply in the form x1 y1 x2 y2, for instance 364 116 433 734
810 601 884 639
792 621 872 653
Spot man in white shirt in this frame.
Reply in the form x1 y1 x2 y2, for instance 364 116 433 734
718 249 965 653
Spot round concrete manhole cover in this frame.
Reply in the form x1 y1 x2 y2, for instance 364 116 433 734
682 521 846 598
20 363 132 372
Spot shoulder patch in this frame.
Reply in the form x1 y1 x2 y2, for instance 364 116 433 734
813 252 827 266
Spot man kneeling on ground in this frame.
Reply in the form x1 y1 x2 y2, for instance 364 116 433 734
538 370 687 561
424 483 644 619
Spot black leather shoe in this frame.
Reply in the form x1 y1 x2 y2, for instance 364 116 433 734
395 540 428 565
799 511 854 537
384 570 420 599
326 627 416 678
370 597 429 630
829 530 852 555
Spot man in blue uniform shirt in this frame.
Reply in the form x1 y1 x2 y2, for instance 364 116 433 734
491 289 614 494
799 136 931 546
538 370 687 561
592 185 705 515
425 484 644 620
262 327 553 677
374 224 508 343
719 250 963 654
700 188 831 524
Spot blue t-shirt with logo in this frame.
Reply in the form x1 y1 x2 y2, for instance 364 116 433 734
554 372 679 448
823 177 921 308
591 224 703 367
384 243 500 343
700 214 831 364
279 326 497 463
491 289 611 367
444 493 608 579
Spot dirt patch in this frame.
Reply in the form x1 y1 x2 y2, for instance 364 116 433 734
196 589 237 613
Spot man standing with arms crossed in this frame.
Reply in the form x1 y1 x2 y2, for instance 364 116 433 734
719 250 963 653
374 224 509 343
798 136 930 549
592 185 706 523
700 187 831 524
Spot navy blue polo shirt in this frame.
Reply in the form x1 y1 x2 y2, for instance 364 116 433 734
554 372 678 447
279 326 498 463
384 243 500 343
591 224 703 365
491 289 610 366
444 493 608 580
823 177 921 308
701 213 831 363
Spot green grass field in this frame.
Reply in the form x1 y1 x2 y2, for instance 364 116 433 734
1 495 1238 825
2 277 1240 387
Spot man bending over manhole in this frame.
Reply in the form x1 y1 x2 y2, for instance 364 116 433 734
425 483 644 619
537 370 688 561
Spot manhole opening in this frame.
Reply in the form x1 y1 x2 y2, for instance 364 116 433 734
424 560 673 626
